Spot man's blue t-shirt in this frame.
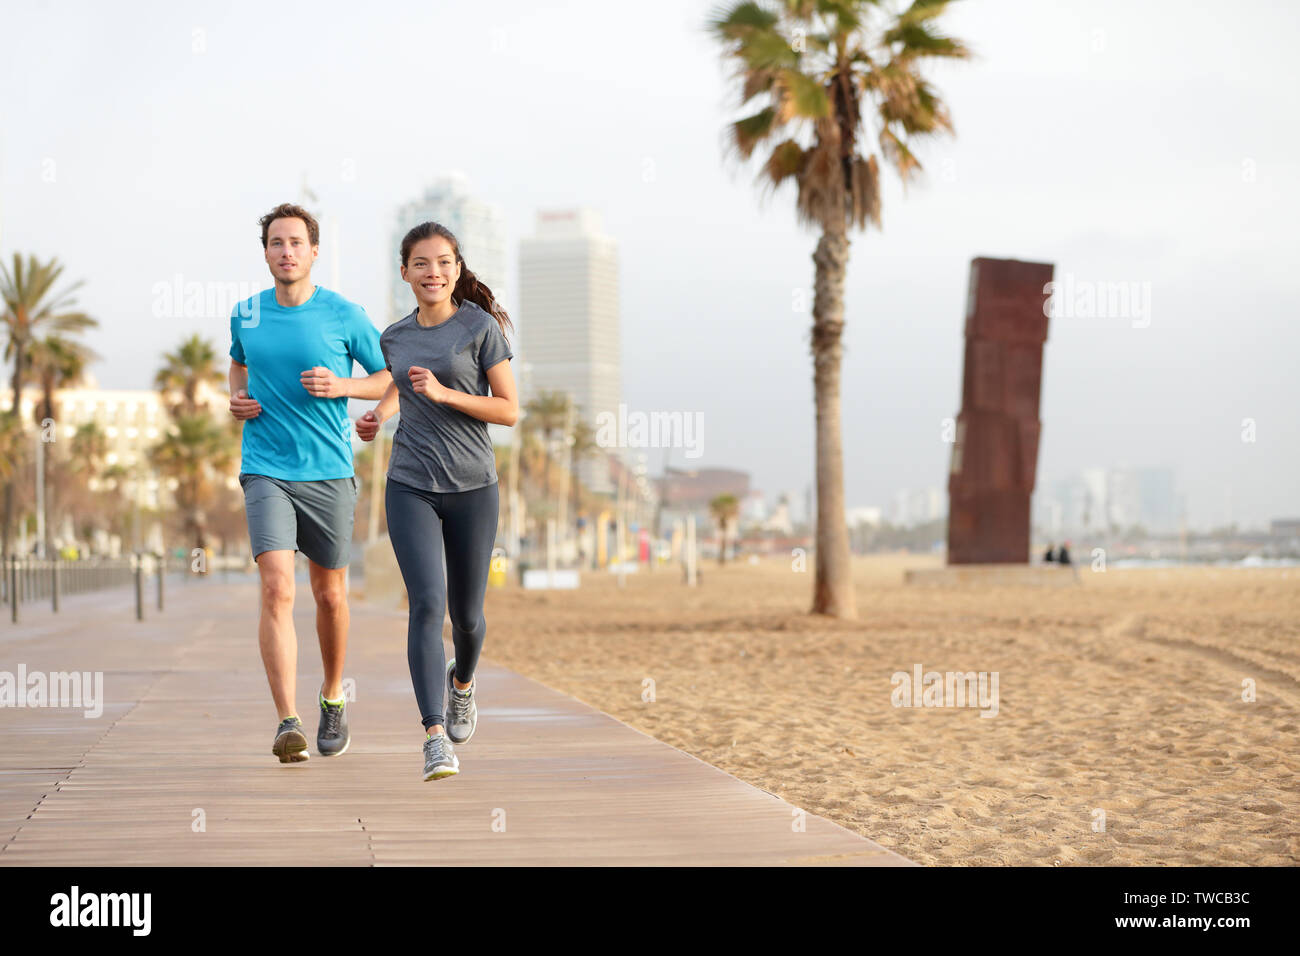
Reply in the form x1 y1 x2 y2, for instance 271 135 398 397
229 286 386 481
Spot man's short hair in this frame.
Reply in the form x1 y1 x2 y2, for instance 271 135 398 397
259 203 320 248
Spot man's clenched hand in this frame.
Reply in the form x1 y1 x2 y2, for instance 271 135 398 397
230 389 262 420
301 366 348 399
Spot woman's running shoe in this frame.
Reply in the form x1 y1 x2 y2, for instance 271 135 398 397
446 658 477 745
423 731 459 781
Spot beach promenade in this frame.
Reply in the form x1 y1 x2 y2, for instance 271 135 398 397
0 575 912 867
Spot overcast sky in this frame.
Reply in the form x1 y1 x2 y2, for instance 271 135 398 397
2 0 1296 530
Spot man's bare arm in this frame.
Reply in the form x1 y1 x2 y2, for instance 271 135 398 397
300 366 393 400
229 360 261 420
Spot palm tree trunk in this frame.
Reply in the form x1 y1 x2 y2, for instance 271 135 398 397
5 347 24 557
2 483 10 559
809 228 857 619
12 346 23 421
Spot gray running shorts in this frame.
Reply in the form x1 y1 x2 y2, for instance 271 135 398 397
239 472 359 569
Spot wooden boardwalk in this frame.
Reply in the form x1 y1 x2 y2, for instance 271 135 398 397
0 577 912 866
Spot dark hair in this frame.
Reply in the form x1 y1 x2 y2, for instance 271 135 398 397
400 221 515 342
260 202 320 248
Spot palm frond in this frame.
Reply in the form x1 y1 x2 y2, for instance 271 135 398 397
711 0 965 233
733 107 781 159
760 139 807 190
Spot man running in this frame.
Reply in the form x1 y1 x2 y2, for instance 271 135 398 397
228 202 391 763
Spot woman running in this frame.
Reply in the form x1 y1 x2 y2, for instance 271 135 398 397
356 221 518 780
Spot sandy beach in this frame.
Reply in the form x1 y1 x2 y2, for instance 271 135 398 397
478 554 1300 865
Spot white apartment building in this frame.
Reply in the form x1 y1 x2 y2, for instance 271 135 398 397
1 378 231 509
518 208 620 495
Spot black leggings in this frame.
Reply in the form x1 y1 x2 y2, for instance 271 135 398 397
385 477 499 731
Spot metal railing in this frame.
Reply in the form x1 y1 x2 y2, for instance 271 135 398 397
2 553 167 623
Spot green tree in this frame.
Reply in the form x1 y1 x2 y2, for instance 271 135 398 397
149 414 236 555
56 422 110 548
522 390 572 519
0 254 98 556
27 333 99 425
709 0 970 617
710 492 741 564
569 418 598 520
154 333 224 419
150 335 237 559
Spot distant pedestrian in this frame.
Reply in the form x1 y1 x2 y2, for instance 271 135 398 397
1057 542 1072 566
1043 544 1056 563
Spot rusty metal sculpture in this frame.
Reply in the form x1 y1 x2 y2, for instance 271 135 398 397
947 257 1054 564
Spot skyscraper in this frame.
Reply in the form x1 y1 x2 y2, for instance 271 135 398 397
518 208 620 495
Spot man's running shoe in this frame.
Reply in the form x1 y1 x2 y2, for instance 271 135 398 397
317 690 350 757
423 732 459 781
272 716 309 763
446 658 477 745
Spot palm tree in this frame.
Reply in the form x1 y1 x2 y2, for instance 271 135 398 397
155 334 223 419
27 334 99 425
58 422 109 548
0 254 97 420
70 421 108 471
0 414 22 492
709 0 970 618
0 254 98 557
710 492 741 564
522 390 573 515
149 413 237 555
568 419 598 521
525 390 577 562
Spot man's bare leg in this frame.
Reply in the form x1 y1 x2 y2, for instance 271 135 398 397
257 549 298 719
309 561 348 700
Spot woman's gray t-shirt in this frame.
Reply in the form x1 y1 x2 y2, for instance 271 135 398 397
379 300 514 492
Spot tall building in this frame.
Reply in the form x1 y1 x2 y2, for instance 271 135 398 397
518 208 620 494
1038 465 1181 536
888 486 946 527
1132 466 1180 533
390 173 508 326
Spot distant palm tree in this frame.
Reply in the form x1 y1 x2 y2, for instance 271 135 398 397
523 390 573 516
0 253 98 556
155 334 223 419
98 462 134 545
70 421 108 471
58 422 109 547
569 418 598 520
710 493 741 565
149 414 236 554
0 414 21 488
709 0 969 618
27 334 99 425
